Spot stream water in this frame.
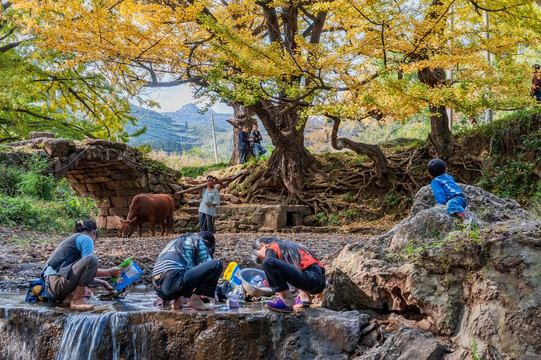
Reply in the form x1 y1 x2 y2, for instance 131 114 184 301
1 291 266 360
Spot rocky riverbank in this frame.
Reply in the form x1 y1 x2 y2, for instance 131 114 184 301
0 228 369 292
1 184 540 360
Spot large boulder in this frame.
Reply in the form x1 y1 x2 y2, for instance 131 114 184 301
324 185 541 359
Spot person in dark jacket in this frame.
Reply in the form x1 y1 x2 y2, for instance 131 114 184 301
43 220 122 309
250 123 267 158
531 64 541 102
152 232 223 310
252 237 326 313
238 125 253 164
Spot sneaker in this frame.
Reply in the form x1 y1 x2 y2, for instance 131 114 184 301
264 298 293 313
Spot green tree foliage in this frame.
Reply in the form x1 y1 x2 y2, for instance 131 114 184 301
0 3 137 143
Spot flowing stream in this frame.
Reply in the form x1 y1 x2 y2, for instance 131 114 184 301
0 291 266 360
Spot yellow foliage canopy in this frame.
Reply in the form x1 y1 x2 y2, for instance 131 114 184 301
15 0 541 122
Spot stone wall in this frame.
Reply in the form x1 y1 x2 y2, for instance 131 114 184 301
6 135 182 230
175 205 311 232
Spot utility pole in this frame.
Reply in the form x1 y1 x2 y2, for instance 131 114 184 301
210 115 219 164
483 10 493 123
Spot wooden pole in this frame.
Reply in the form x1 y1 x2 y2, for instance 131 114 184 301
211 115 219 164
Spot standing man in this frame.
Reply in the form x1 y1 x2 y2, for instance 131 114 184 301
531 64 541 102
250 123 267 159
198 175 220 233
238 125 253 164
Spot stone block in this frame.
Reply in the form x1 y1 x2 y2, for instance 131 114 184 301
106 216 123 229
29 131 55 139
72 183 88 193
84 176 112 183
108 207 129 216
110 196 129 208
95 216 107 229
116 189 140 197
86 183 104 191
93 190 116 197
42 139 73 157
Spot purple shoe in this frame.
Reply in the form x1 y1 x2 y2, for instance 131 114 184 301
293 297 311 309
265 298 293 313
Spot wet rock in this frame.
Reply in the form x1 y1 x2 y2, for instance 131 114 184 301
0 306 370 360
355 327 448 360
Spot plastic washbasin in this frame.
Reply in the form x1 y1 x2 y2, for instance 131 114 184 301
239 268 274 298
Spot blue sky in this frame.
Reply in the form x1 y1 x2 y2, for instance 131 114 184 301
141 84 233 114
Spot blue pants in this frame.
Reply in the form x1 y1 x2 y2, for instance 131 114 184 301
252 143 267 157
447 196 467 216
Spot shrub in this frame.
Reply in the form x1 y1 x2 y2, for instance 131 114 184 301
0 154 97 233
0 165 23 197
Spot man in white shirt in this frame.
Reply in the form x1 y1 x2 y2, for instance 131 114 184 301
198 175 220 233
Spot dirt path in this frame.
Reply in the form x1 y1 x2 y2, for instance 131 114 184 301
0 227 374 292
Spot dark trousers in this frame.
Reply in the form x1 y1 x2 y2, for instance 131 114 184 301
154 259 223 301
239 149 250 164
198 212 215 233
47 254 98 300
534 91 541 102
262 257 326 294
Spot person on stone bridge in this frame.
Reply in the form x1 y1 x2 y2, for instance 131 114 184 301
252 237 326 313
43 219 122 310
152 232 223 310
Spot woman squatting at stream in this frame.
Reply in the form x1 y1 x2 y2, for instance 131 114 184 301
152 231 223 310
43 220 122 310
252 237 326 313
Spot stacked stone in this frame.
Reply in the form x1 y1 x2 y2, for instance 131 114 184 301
6 134 182 230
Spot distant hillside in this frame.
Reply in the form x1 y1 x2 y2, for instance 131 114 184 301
126 104 236 155
126 103 355 157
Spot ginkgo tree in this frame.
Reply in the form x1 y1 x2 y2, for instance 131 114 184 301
0 2 137 143
15 0 541 204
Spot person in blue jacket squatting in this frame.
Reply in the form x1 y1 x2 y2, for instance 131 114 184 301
43 220 122 310
152 232 223 310
427 158 470 221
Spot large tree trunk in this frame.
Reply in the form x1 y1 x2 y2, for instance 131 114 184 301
227 101 255 165
247 101 315 201
418 66 451 156
428 104 450 157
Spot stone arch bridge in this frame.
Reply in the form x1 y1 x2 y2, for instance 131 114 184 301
7 134 182 230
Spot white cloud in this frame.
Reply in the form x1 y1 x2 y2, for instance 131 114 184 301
139 85 232 114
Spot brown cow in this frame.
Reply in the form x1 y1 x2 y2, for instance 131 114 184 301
120 194 174 237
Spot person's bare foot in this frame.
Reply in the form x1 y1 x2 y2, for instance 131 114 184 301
63 294 74 305
298 290 312 304
70 298 94 310
187 294 212 310
171 296 184 310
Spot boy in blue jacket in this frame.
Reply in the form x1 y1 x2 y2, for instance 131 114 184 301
427 159 469 220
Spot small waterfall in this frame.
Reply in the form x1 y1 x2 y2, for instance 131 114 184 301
55 311 154 360
55 313 110 360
